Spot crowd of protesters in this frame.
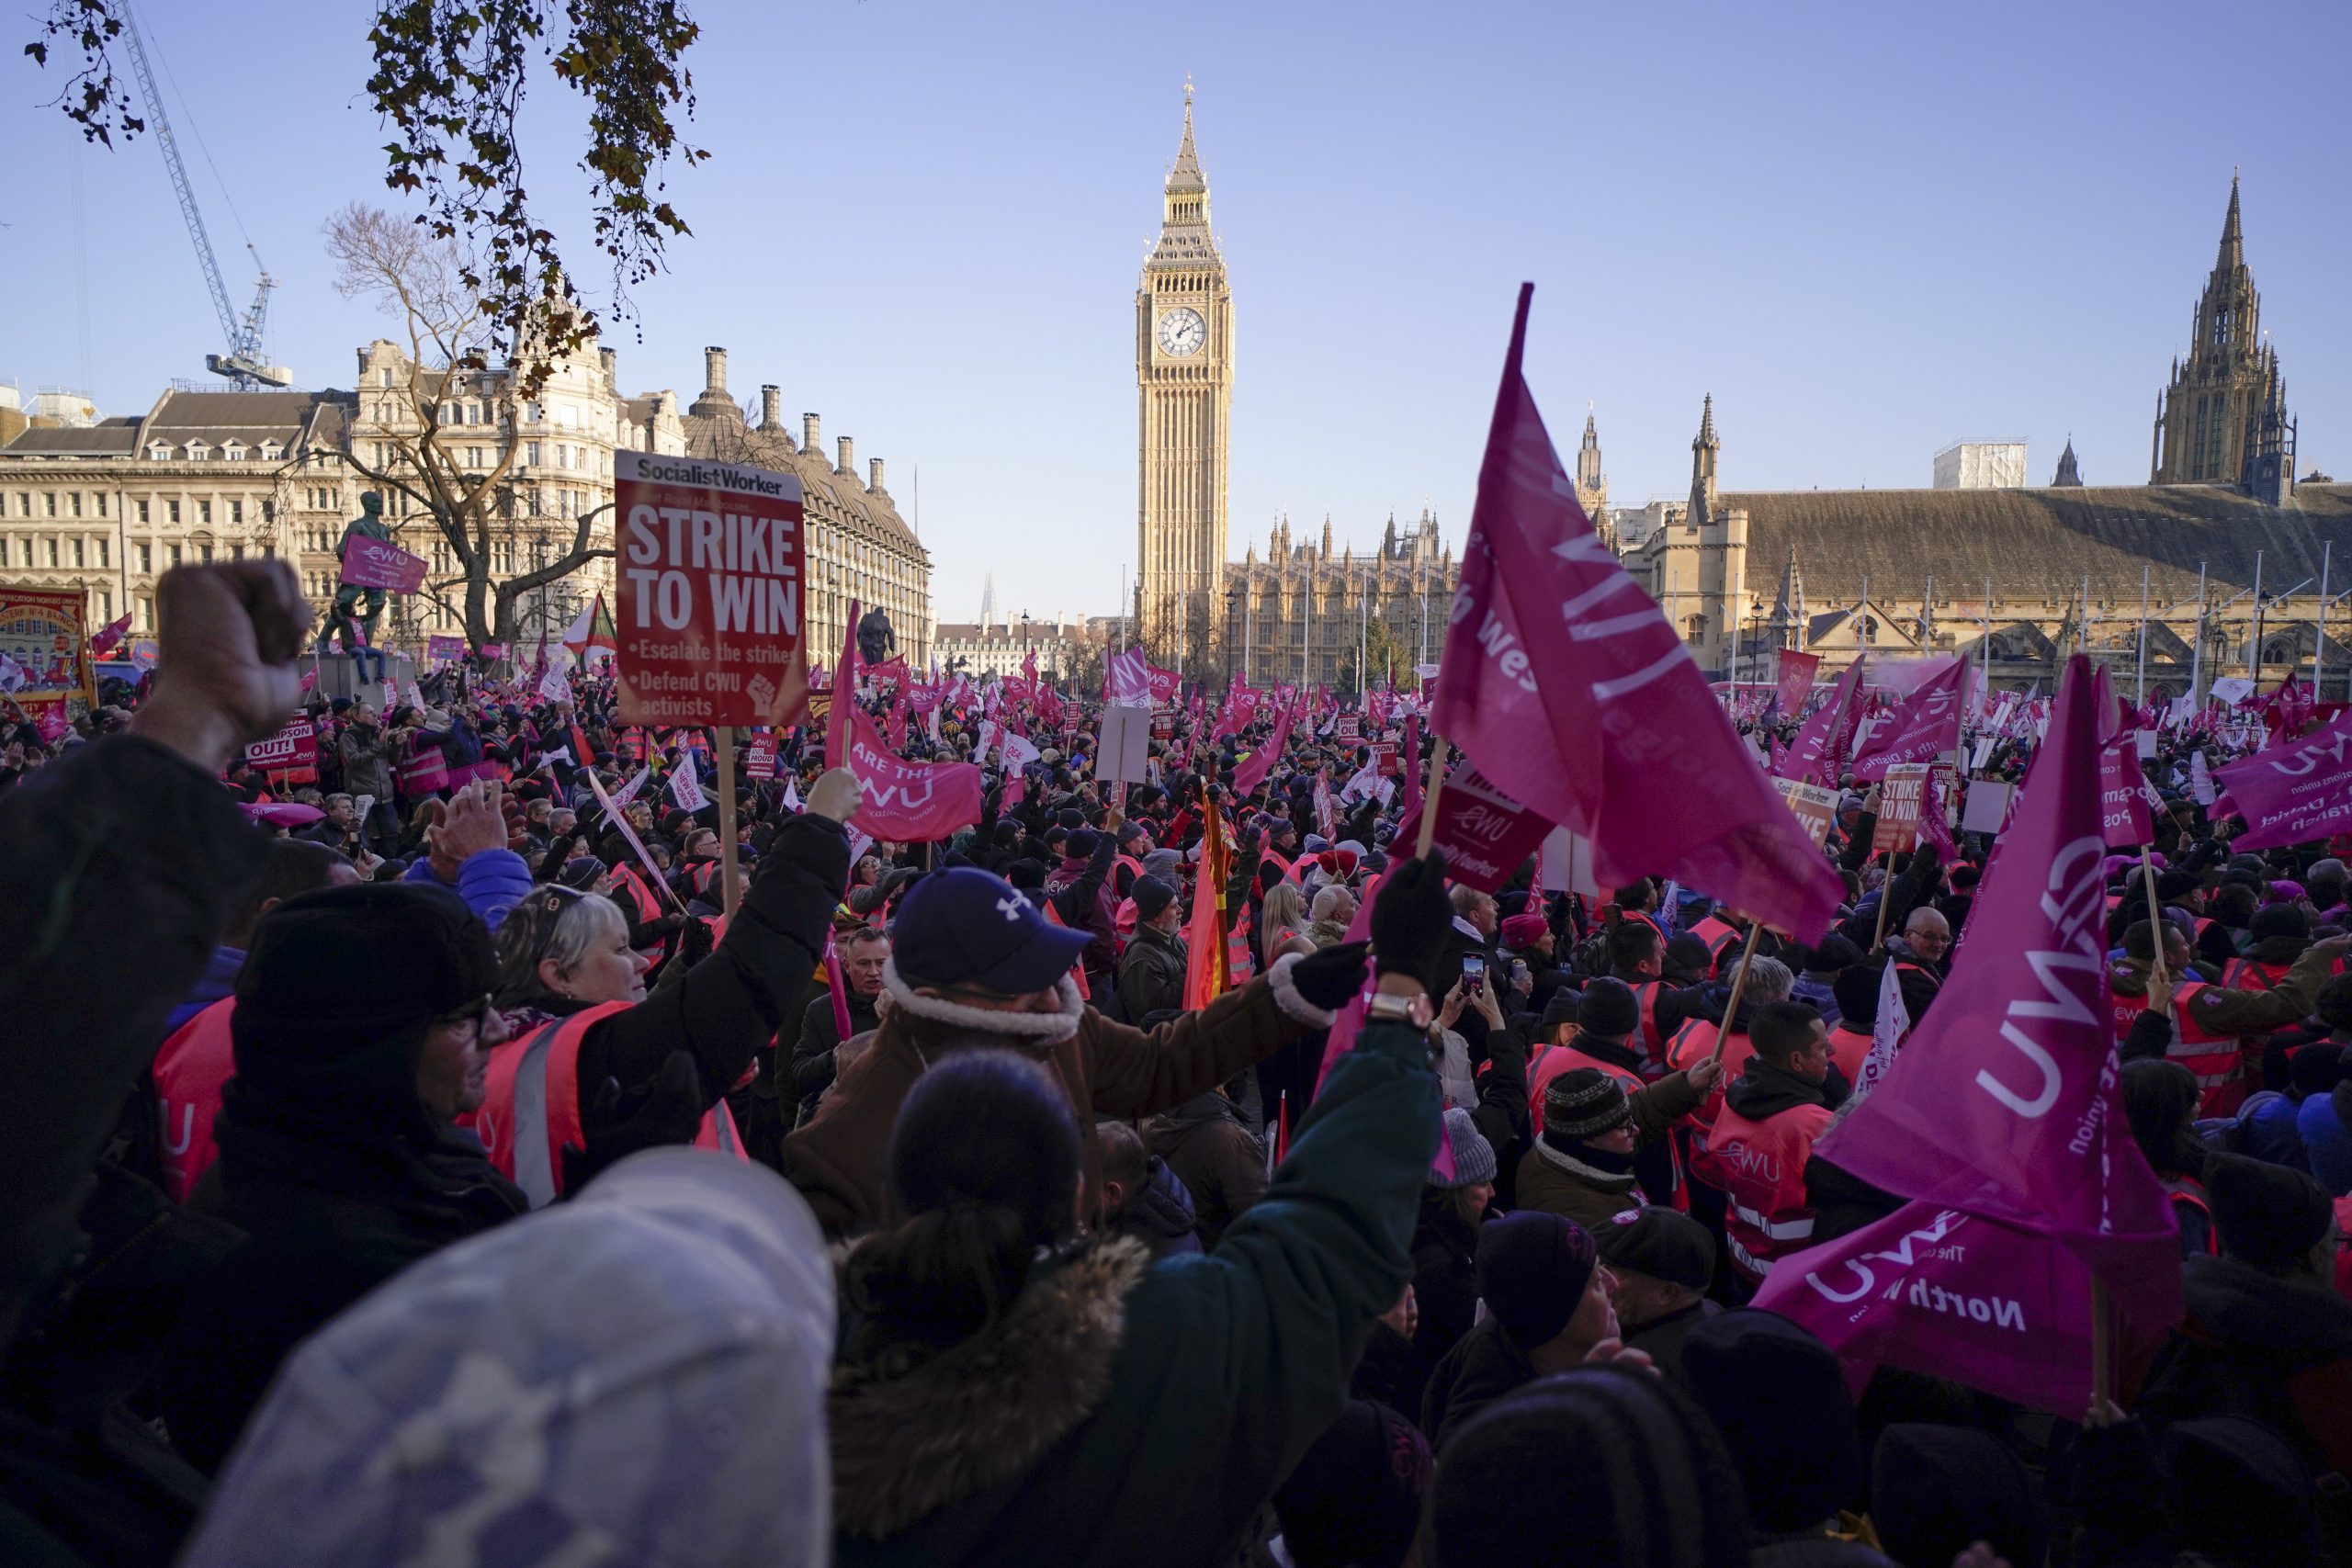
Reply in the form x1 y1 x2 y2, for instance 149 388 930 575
3 558 2351 1567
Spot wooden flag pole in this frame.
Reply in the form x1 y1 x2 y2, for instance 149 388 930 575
716 727 742 920
1708 920 1769 1065
1871 848 1898 948
2139 842 2169 988
1414 727 1448 857
2092 1279 2116 1406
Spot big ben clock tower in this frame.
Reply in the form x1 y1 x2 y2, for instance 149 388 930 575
1136 80 1233 671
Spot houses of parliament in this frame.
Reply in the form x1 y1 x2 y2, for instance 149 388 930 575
1130 89 2342 700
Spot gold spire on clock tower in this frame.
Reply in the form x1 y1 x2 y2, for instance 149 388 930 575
1136 81 1233 675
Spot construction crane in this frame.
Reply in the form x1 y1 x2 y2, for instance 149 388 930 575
119 11 289 389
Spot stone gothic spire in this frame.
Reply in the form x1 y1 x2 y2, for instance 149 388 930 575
2152 174 2290 488
1690 394 1720 524
1770 547 1806 646
2052 438 2083 487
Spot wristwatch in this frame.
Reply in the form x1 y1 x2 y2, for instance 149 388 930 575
1365 989 1435 1032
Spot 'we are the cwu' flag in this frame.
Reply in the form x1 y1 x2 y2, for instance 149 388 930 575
1428 285 1840 942
1758 655 2181 1413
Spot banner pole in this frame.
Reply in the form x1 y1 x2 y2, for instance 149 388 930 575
2092 1278 2116 1407
1872 848 1897 949
2139 841 2168 988
1414 727 1448 857
1708 920 1768 1065
717 727 741 920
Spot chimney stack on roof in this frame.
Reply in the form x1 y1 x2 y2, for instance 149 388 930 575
761 384 782 431
837 435 855 478
803 412 821 458
599 347 617 387
704 346 728 394
869 457 887 494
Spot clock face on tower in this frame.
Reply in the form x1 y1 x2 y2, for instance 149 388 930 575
1156 307 1206 357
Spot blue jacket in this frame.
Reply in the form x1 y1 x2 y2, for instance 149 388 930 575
402 848 532 931
167 943 246 1032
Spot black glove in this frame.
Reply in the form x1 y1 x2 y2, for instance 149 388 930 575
674 913 717 970
1370 852 1453 992
1288 939 1370 1010
560 1049 706 1195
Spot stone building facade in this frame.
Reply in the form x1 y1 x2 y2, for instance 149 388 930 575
0 336 931 667
1222 511 1456 691
932 613 1088 681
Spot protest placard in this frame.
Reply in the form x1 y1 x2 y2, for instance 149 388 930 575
426 634 466 663
1961 779 2014 836
1336 714 1360 741
742 733 779 780
1771 776 1843 849
1871 762 1948 852
1099 704 1153 784
244 716 319 784
613 450 809 727
337 537 428 592
1372 740 1400 777
1392 764 1554 893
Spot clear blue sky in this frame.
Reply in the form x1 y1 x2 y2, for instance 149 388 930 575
5 0 2345 622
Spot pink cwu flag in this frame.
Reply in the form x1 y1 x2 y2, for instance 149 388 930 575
2212 705 2352 852
1429 285 1841 942
1813 655 2182 1329
842 703 985 841
1781 657 1867 786
1850 659 1965 781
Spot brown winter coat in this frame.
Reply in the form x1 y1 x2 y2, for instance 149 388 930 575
1513 1069 1705 1230
780 952 1332 1236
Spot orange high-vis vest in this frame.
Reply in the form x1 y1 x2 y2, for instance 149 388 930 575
1690 917 1742 976
1825 1023 1872 1085
1628 979 1670 1078
1042 900 1091 1000
463 1000 744 1208
1699 1098 1835 1282
2165 980 2247 1117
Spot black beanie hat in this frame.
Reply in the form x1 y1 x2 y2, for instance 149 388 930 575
1871 1423 2046 1568
1271 1400 1430 1568
1832 964 1882 1031
1538 989 1580 1032
2206 1150 2334 1268
2251 903 2311 942
1664 932 1714 978
1426 1369 1751 1568
1577 978 1641 1040
1475 1211 1597 1348
1544 1068 1631 1142
232 883 497 1116
2155 870 2201 902
1130 875 1178 923
1680 1309 1865 1531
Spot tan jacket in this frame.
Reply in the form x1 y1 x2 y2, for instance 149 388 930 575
780 952 1332 1236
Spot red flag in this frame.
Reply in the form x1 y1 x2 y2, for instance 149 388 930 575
1850 659 1964 781
1772 649 1819 718
1400 714 1424 821
1429 285 1840 942
1232 696 1297 796
1781 657 1867 785
824 598 862 765
841 702 983 841
1815 654 2181 1329
1182 790 1233 1010
88 612 133 658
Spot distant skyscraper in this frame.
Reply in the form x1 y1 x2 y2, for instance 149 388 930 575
978 571 996 627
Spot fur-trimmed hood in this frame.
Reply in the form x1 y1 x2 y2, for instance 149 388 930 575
830 1235 1152 1541
880 953 1089 1053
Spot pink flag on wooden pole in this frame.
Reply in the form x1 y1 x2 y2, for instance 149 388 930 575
1815 654 2182 1329
1427 285 1840 942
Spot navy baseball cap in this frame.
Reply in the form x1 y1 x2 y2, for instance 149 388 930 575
890 867 1093 995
